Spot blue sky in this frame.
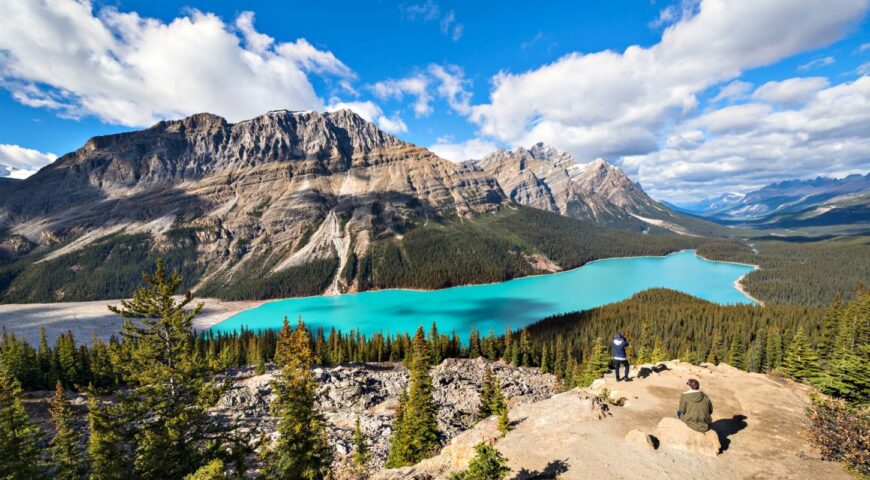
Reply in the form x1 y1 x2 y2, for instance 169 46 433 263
0 0 868 202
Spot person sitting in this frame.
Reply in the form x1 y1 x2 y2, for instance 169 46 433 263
611 332 630 382
677 378 713 432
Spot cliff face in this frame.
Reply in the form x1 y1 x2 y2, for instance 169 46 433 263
0 110 505 294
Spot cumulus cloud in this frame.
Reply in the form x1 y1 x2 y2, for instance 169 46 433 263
0 144 58 179
428 64 472 115
625 77 870 202
752 77 830 105
429 137 500 162
0 1 354 127
462 0 868 199
370 75 432 117
377 114 409 134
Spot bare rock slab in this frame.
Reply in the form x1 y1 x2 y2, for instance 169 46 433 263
654 417 720 457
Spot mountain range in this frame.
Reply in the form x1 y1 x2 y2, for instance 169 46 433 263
669 173 870 229
0 110 715 302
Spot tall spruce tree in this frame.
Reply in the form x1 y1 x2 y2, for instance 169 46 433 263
49 383 86 480
727 335 746 370
781 326 821 381
386 327 440 467
0 359 41 480
263 319 333 479
576 337 610 386
87 389 128 480
108 261 228 479
478 366 496 419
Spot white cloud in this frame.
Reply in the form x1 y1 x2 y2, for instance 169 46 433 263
0 144 58 179
798 56 836 71
429 137 500 162
400 1 463 41
711 80 753 102
370 75 432 117
626 77 870 202
466 0 868 194
860 42 870 52
326 99 383 122
428 64 472 115
690 103 772 133
752 77 830 105
666 130 705 150
377 114 409 134
0 2 354 127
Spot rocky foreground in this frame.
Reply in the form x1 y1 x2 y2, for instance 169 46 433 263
215 357 557 471
375 361 852 480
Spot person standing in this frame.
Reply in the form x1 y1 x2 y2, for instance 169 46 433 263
611 332 630 382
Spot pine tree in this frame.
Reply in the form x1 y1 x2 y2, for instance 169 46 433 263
182 459 226 480
448 441 511 480
650 338 667 363
264 319 333 479
749 329 766 373
108 261 229 479
87 390 128 480
502 327 512 363
351 417 371 471
478 366 496 419
817 296 842 362
540 344 551 373
635 321 651 364
49 383 86 480
519 329 532 367
707 330 723 365
764 327 782 371
576 338 610 387
0 359 41 480
727 335 746 370
37 327 55 390
781 326 821 381
386 327 440 467
497 407 511 438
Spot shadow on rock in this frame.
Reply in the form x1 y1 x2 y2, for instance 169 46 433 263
710 414 748 451
637 363 670 379
513 459 569 479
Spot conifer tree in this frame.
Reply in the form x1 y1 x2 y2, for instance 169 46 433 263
540 344 551 373
727 335 746 370
764 327 782 371
749 329 766 373
49 383 86 480
108 261 228 479
386 327 440 467
502 327 513 363
817 296 842 362
497 406 511 438
0 360 41 480
577 338 610 386
650 338 667 363
635 321 651 364
351 417 371 471
263 319 333 479
781 326 821 381
448 441 511 480
37 327 55 390
707 330 723 365
519 329 532 367
182 459 226 480
478 366 496 419
87 390 128 480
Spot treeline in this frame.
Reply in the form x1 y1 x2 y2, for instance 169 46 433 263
698 237 870 306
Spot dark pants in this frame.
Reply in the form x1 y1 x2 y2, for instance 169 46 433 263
613 359 629 381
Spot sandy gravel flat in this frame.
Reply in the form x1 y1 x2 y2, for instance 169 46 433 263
0 298 261 345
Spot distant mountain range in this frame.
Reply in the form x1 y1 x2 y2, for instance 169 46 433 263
0 110 719 302
669 173 870 229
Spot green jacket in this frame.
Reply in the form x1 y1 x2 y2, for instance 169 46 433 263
678 390 713 432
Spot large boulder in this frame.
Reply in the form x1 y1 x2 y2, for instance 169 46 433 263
653 417 720 457
625 429 656 450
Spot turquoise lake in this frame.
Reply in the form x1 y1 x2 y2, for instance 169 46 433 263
210 250 756 339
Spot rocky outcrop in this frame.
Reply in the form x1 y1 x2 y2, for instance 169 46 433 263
377 361 851 480
214 357 557 471
652 417 720 457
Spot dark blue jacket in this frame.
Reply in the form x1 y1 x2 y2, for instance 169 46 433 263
611 335 629 360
